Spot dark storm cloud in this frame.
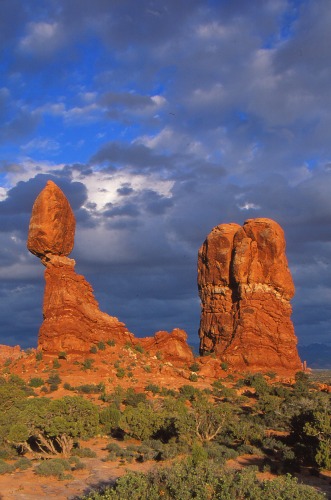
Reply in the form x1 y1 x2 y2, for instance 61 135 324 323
90 141 172 169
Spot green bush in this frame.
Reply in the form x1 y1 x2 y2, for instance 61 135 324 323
69 455 86 469
90 346 98 354
145 384 160 395
189 373 198 382
36 351 43 361
124 388 147 407
72 447 97 458
53 359 61 369
189 362 200 373
15 457 32 470
0 459 15 474
119 402 164 441
107 340 116 347
46 372 61 386
35 458 71 478
29 377 45 388
134 344 144 354
116 368 126 378
82 359 94 370
82 459 324 499
99 405 121 433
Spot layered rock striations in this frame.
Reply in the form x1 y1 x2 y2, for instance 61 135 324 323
198 218 302 372
27 181 194 363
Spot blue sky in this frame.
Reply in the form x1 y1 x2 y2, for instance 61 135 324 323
0 0 330 349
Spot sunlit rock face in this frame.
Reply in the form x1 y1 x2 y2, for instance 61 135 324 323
198 218 302 372
27 181 134 354
27 181 194 363
27 180 75 262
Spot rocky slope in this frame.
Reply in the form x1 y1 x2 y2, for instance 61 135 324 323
198 218 302 372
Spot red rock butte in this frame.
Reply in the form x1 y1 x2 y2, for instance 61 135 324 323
27 181 193 363
198 218 302 372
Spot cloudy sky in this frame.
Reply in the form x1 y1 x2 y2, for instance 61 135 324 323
0 0 330 349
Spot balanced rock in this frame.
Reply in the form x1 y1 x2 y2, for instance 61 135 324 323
27 181 134 354
198 218 302 372
27 180 75 262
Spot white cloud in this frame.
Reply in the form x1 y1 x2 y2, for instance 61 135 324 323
19 22 64 55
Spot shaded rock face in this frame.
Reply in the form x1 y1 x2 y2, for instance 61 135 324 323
27 181 193 363
198 218 302 372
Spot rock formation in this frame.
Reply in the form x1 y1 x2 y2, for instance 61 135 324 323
198 218 302 372
27 180 194 363
27 181 133 353
140 329 194 364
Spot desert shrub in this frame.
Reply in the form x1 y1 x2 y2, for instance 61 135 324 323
134 344 144 354
116 368 126 378
99 405 121 433
189 362 200 372
53 359 61 369
8 374 26 387
245 373 270 397
119 402 164 441
211 380 237 400
7 396 99 457
98 342 106 351
107 339 116 347
0 448 15 459
293 371 312 397
36 351 43 361
90 346 98 354
82 458 324 499
15 457 32 470
69 455 86 469
72 447 97 458
75 383 105 394
104 443 139 463
205 442 238 462
58 351 67 359
220 362 228 371
29 377 45 388
179 384 200 401
143 365 151 373
229 416 265 446
124 388 147 407
145 384 160 394
0 459 15 474
82 358 94 370
189 373 198 382
160 387 176 397
103 386 125 408
191 397 232 443
35 458 71 478
46 372 61 387
63 382 73 390
291 397 331 470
